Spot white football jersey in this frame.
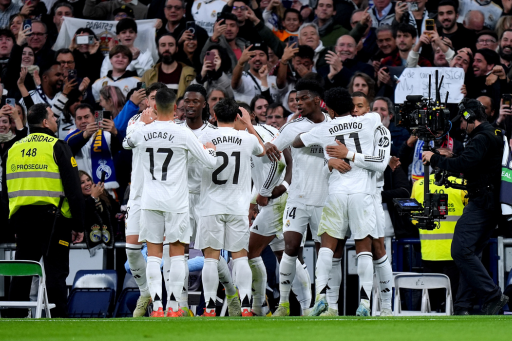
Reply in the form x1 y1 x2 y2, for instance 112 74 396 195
252 124 285 198
124 113 144 201
233 72 286 105
457 0 502 30
300 112 381 195
178 120 218 194
271 113 331 206
191 0 229 36
199 127 265 215
123 120 217 212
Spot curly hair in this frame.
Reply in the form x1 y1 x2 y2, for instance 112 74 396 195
324 87 354 116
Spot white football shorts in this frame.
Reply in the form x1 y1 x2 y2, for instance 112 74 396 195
189 192 201 241
196 214 250 252
250 194 287 239
373 192 385 239
282 201 322 243
318 193 376 240
125 200 141 236
138 209 191 244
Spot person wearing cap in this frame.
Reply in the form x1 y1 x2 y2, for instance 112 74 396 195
476 30 498 51
113 5 135 20
231 42 286 105
83 0 148 20
100 18 153 78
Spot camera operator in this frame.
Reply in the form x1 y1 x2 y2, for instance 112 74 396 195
422 98 508 315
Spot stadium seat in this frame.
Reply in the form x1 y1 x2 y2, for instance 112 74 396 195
68 270 118 318
372 272 418 316
0 260 56 318
113 274 142 318
393 274 453 316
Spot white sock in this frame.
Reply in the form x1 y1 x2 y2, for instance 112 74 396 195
279 253 297 304
126 244 150 297
202 258 219 313
315 248 334 297
162 243 171 308
374 255 393 310
232 257 252 308
146 256 163 310
357 252 373 305
179 253 189 307
292 260 312 311
168 255 186 312
249 257 266 314
218 256 237 296
327 258 342 311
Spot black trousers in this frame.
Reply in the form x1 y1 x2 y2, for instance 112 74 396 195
451 197 502 312
6 206 71 318
422 260 460 312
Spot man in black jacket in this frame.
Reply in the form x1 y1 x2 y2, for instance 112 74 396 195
422 99 508 315
3 104 85 318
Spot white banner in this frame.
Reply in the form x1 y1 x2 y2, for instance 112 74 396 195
53 17 159 63
394 67 465 104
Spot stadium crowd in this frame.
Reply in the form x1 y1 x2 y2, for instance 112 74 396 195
0 0 512 318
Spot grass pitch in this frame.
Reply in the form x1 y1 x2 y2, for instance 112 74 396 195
1 316 511 341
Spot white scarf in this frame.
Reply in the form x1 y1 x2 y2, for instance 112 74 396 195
0 130 15 143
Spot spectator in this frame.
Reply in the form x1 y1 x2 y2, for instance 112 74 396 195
499 30 512 74
113 5 135 21
70 28 104 84
267 46 279 70
265 103 288 129
371 96 409 156
101 18 153 78
83 0 148 20
26 20 54 70
311 0 348 47
194 45 234 98
0 0 20 29
283 89 297 119
9 14 24 42
275 44 315 90
223 0 262 44
99 86 126 119
371 25 397 71
496 16 512 40
174 30 201 70
264 7 301 42
250 95 269 123
476 30 498 51
394 0 430 37
201 13 246 74
466 49 504 108
348 72 375 103
437 0 477 52
92 45 140 102
369 0 396 27
206 86 227 122
174 97 185 121
141 34 195 98
232 42 286 104
65 103 121 192
323 35 375 89
260 0 282 31
19 62 64 112
350 9 378 63
477 95 496 122
381 23 431 68
157 0 208 52
48 2 73 46
0 29 14 80
462 10 484 32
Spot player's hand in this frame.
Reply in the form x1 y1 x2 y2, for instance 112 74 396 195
249 203 259 222
328 158 351 173
72 231 84 244
326 140 349 159
422 151 434 164
256 194 269 206
141 107 156 124
205 141 216 150
237 106 253 127
265 142 281 162
388 156 400 171
84 122 99 139
270 184 287 199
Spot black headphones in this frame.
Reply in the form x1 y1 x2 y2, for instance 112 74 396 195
458 99 482 124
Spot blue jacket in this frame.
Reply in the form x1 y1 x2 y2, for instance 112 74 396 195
114 100 140 139
388 122 410 156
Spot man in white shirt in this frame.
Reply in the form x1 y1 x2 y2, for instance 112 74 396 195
265 78 331 316
123 87 217 317
292 87 381 317
122 82 167 317
196 98 265 317
231 42 286 104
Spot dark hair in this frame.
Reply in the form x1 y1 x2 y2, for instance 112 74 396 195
295 78 324 100
116 18 138 35
284 8 302 22
156 32 177 47
214 98 240 123
313 0 333 10
300 72 325 88
27 103 50 128
476 29 498 42
31 20 47 34
75 103 94 114
475 48 500 66
324 87 354 116
250 95 268 112
351 91 368 101
267 102 290 118
41 61 61 77
438 0 458 12
395 23 417 39
238 102 252 114
295 45 314 60
0 29 15 42
155 87 177 113
205 44 232 73
500 28 512 40
185 83 210 120
109 44 133 63
222 13 239 23
146 82 167 96
52 2 73 16
55 48 73 60
74 27 99 41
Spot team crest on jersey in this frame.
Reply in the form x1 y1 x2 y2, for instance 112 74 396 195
211 10 216 17
90 224 101 242
96 159 112 180
271 83 277 90
285 220 290 227
102 81 108 87
489 14 494 22
197 2 201 9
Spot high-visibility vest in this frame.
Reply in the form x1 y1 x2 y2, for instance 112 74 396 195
6 133 71 219
411 174 466 261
